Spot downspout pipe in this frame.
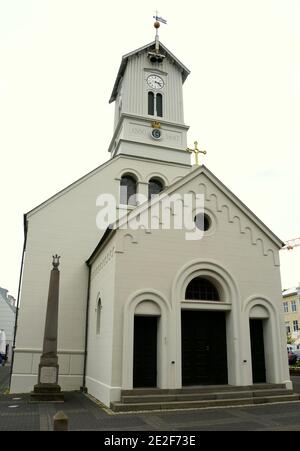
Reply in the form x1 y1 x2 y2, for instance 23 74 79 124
81 263 91 392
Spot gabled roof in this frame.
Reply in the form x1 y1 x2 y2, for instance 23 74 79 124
88 165 284 262
109 41 191 104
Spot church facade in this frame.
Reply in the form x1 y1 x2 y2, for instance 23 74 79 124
11 36 290 407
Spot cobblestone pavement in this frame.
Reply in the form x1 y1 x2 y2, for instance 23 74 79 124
1 369 300 431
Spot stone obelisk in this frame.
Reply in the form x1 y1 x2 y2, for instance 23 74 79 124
30 255 64 402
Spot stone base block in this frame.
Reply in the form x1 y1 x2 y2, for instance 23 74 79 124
29 383 64 403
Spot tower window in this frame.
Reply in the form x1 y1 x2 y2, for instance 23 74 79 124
148 91 163 117
148 178 164 200
156 93 163 117
148 92 155 115
120 174 137 205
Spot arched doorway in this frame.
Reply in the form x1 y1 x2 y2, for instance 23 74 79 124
249 305 270 384
132 300 161 388
133 315 158 387
182 277 228 385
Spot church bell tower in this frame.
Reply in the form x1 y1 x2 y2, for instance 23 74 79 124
108 21 191 166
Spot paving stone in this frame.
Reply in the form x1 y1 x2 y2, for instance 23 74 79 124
0 376 299 430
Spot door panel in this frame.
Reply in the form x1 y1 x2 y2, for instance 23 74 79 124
133 316 157 388
181 311 228 386
250 319 266 383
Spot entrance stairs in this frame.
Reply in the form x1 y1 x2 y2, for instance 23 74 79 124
111 384 300 412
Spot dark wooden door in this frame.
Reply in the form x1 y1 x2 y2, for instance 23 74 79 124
133 316 157 388
250 319 266 383
181 311 228 385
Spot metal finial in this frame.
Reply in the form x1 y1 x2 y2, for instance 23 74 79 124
52 255 61 269
186 141 207 166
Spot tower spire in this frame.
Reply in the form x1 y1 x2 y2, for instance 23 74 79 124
154 11 160 53
148 12 167 63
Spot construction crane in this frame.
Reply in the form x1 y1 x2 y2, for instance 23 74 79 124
282 237 300 251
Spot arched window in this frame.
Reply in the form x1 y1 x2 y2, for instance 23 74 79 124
96 298 102 335
156 93 163 117
185 277 220 301
120 174 137 205
148 92 155 115
148 178 164 200
148 92 163 117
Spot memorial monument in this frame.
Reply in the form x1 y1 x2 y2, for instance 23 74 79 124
30 255 64 402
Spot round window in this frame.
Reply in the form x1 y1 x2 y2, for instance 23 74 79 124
194 213 211 231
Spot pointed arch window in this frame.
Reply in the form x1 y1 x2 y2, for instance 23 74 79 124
185 277 220 301
120 174 137 205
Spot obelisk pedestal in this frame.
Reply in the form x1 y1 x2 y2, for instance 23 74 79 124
30 255 64 402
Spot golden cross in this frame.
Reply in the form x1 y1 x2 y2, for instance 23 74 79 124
186 141 207 166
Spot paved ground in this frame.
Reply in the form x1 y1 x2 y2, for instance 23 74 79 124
0 365 10 393
1 367 300 431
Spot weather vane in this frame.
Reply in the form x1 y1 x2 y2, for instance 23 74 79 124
186 141 207 166
148 11 167 63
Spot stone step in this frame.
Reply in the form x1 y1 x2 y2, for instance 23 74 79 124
121 383 286 397
121 389 293 404
111 393 300 413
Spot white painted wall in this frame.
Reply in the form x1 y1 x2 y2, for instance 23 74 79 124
88 169 289 407
120 52 185 124
11 154 191 393
85 243 118 406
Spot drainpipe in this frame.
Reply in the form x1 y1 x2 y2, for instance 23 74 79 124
81 263 91 392
9 214 28 389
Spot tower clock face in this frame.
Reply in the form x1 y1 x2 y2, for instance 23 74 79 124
147 74 164 90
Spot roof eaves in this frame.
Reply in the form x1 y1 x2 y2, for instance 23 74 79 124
109 41 190 104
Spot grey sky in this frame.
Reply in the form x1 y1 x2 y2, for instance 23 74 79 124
0 0 299 297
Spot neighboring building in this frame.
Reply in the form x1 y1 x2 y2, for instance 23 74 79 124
282 285 300 344
11 30 290 406
0 287 16 362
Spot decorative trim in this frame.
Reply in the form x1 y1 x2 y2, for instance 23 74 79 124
198 182 279 266
91 247 115 280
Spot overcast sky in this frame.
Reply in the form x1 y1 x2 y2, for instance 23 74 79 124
0 0 299 297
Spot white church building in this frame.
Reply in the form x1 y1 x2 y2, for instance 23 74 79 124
11 31 291 408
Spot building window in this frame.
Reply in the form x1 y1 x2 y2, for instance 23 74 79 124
286 322 291 335
120 174 137 205
283 302 289 313
293 320 299 332
291 300 297 312
194 213 211 232
148 91 155 115
96 298 102 335
185 277 220 301
148 91 163 117
148 178 164 200
156 93 163 117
